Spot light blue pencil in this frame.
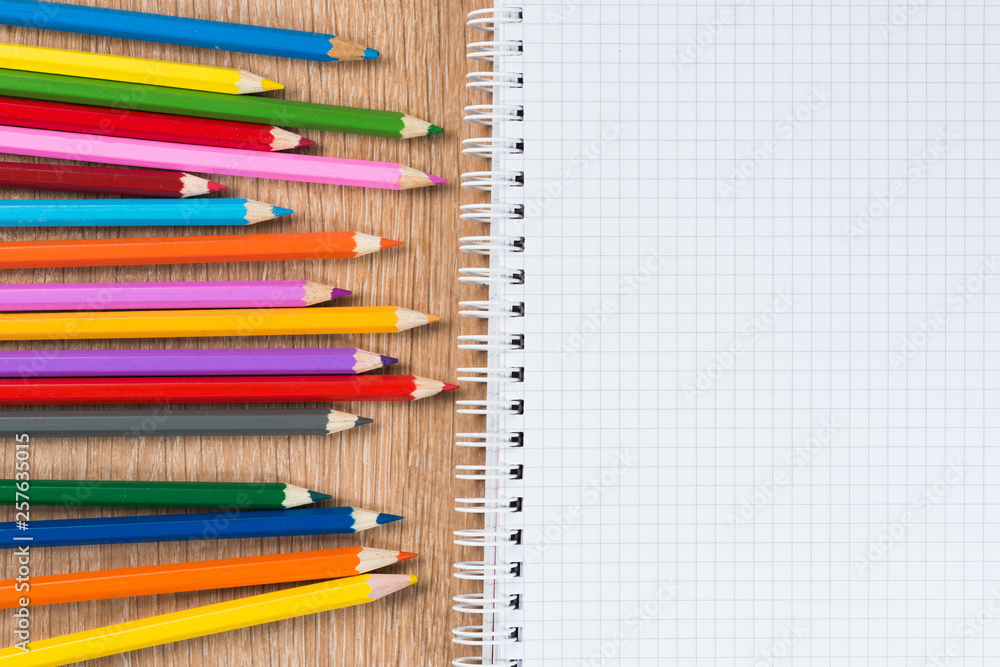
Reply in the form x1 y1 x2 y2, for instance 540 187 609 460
0 199 293 227
0 0 378 62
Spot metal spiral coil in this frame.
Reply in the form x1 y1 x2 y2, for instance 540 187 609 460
456 3 525 663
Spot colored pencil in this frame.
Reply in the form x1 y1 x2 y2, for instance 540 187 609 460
0 409 373 438
0 307 438 340
0 231 403 270
0 199 292 227
0 68 441 138
0 349 397 377
0 97 313 151
0 126 445 189
0 42 283 94
0 574 415 666
0 547 416 608
0 480 332 509
0 281 350 311
0 375 459 405
0 507 402 548
0 162 225 198
0 0 379 62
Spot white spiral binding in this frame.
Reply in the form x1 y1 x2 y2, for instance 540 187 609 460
456 3 525 664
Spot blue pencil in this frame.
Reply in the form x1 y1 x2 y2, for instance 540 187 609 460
0 199 293 227
0 507 402 548
0 0 378 62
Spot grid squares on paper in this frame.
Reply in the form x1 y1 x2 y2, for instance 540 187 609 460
500 0 1000 665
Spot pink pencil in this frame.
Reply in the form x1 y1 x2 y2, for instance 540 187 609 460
0 126 447 190
0 281 351 311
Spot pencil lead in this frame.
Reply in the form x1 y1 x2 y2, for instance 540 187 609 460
376 513 403 525
329 288 353 300
363 48 380 60
443 383 460 393
260 78 284 92
380 355 399 367
397 551 418 562
427 314 441 323
380 238 404 249
272 206 295 218
428 124 444 135
355 416 374 427
296 137 316 148
308 490 333 503
206 181 227 193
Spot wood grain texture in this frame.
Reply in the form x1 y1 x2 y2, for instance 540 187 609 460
0 0 490 664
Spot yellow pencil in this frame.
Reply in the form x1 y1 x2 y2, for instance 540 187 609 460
0 574 416 666
0 42 282 94
0 307 439 341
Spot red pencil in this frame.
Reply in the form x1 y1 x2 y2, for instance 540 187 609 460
0 96 312 152
0 375 460 405
0 162 226 198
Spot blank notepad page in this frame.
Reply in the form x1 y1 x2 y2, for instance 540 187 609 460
495 0 1000 664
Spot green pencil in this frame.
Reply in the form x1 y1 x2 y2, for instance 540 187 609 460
0 68 443 139
0 480 332 509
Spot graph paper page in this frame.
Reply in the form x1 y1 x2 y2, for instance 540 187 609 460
492 0 1000 665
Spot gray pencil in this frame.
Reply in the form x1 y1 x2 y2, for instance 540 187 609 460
0 409 373 438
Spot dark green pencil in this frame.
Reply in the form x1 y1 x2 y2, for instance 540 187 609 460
0 68 443 139
0 480 333 509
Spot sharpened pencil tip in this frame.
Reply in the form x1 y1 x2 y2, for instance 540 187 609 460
207 181 227 193
261 78 284 91
429 174 448 185
308 491 333 503
363 48 380 60
380 238 405 249
297 137 316 148
355 417 374 427
428 125 444 134
397 552 418 562
376 513 403 525
427 314 441 323
443 383 461 392
380 355 399 367
273 206 295 218
329 288 353 300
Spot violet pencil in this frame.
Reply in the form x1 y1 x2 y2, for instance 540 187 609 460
0 348 398 378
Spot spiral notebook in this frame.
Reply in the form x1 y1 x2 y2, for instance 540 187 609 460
456 1 999 665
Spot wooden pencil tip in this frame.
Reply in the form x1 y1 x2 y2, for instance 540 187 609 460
367 574 416 600
236 70 283 94
427 314 441 323
327 36 374 61
397 166 445 189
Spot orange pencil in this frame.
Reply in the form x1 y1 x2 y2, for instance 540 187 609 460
0 546 415 608
0 231 402 269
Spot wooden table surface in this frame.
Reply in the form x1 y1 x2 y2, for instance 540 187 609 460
0 0 488 664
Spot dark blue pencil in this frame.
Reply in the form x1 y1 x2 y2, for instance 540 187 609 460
0 507 401 548
0 0 378 62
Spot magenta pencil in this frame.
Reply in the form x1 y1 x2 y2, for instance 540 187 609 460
0 126 446 190
0 281 350 312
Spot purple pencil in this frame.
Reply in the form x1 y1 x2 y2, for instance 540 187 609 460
0 281 350 312
0 349 399 378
